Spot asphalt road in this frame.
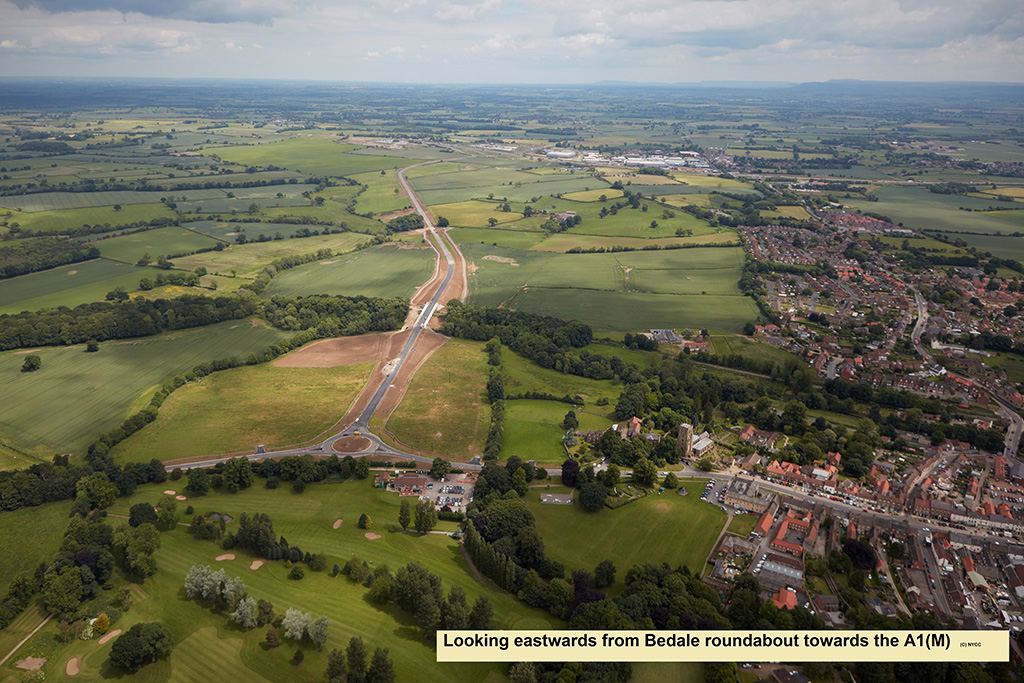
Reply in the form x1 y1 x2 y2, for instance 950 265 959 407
167 160 477 472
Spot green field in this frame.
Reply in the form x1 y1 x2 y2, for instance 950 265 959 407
172 232 371 278
262 243 436 299
500 400 575 465
727 512 758 537
386 339 489 459
1 479 558 683
349 170 412 215
462 243 756 332
111 361 374 464
416 178 597 205
89 227 222 263
847 186 1020 234
429 200 523 228
527 479 726 586
0 319 290 457
0 259 169 314
502 350 623 408
934 231 1024 260
0 498 73 589
209 138 419 177
711 335 810 371
0 203 176 235
0 189 225 212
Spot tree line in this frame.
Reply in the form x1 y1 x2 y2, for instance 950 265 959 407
0 237 100 280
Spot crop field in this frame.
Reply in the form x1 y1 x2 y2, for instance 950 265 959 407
561 188 626 201
535 232 738 252
449 227 546 250
875 233 964 254
3 480 558 683
184 220 338 240
112 362 374 463
463 242 753 331
348 170 411 215
416 177 597 205
172 232 371 278
513 288 758 334
0 189 225 212
177 196 311 214
0 319 290 456
527 479 726 585
403 161 476 179
936 231 1024 260
564 208 714 240
0 203 176 234
429 200 523 228
847 186 1019 234
672 173 753 189
764 205 812 220
209 138 418 177
89 226 222 263
409 166 546 191
262 243 436 299
0 259 170 314
386 339 489 459
979 187 1024 199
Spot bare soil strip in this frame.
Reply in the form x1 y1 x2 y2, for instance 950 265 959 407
273 334 384 368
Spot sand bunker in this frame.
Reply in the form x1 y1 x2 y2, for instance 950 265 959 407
364 532 382 540
65 657 80 676
250 560 265 570
163 490 176 495
333 519 343 529
215 554 235 561
15 657 45 671
175 495 187 501
98 629 121 645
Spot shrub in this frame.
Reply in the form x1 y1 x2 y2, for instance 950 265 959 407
288 566 305 580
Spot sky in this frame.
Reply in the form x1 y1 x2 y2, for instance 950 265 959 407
0 0 1021 84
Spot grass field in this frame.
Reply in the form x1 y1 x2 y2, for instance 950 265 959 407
500 400 575 465
183 220 343 241
449 227 547 250
847 186 1019 234
111 362 374 464
0 498 73 588
934 231 1024 261
348 170 411 215
561 188 626 201
386 339 489 459
262 243 436 299
0 189 226 213
172 232 371 278
727 512 758 537
416 178 597 206
209 138 418 177
527 479 726 584
0 319 290 457
0 259 170 315
429 200 524 228
502 350 623 408
672 174 753 190
0 203 176 234
89 226 222 263
711 335 810 371
462 242 756 332
1 479 557 683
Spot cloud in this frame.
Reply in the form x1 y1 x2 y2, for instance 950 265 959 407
434 0 500 22
9 0 303 24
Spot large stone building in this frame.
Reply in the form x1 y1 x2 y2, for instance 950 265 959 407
724 478 778 514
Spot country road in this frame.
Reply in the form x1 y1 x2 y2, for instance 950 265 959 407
168 159 477 472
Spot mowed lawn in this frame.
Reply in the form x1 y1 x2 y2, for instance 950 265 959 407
8 480 557 683
386 339 489 459
111 362 374 464
263 243 436 300
0 498 73 587
0 320 290 457
527 479 726 585
0 259 170 315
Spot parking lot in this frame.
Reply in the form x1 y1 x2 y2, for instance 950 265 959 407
417 478 473 513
